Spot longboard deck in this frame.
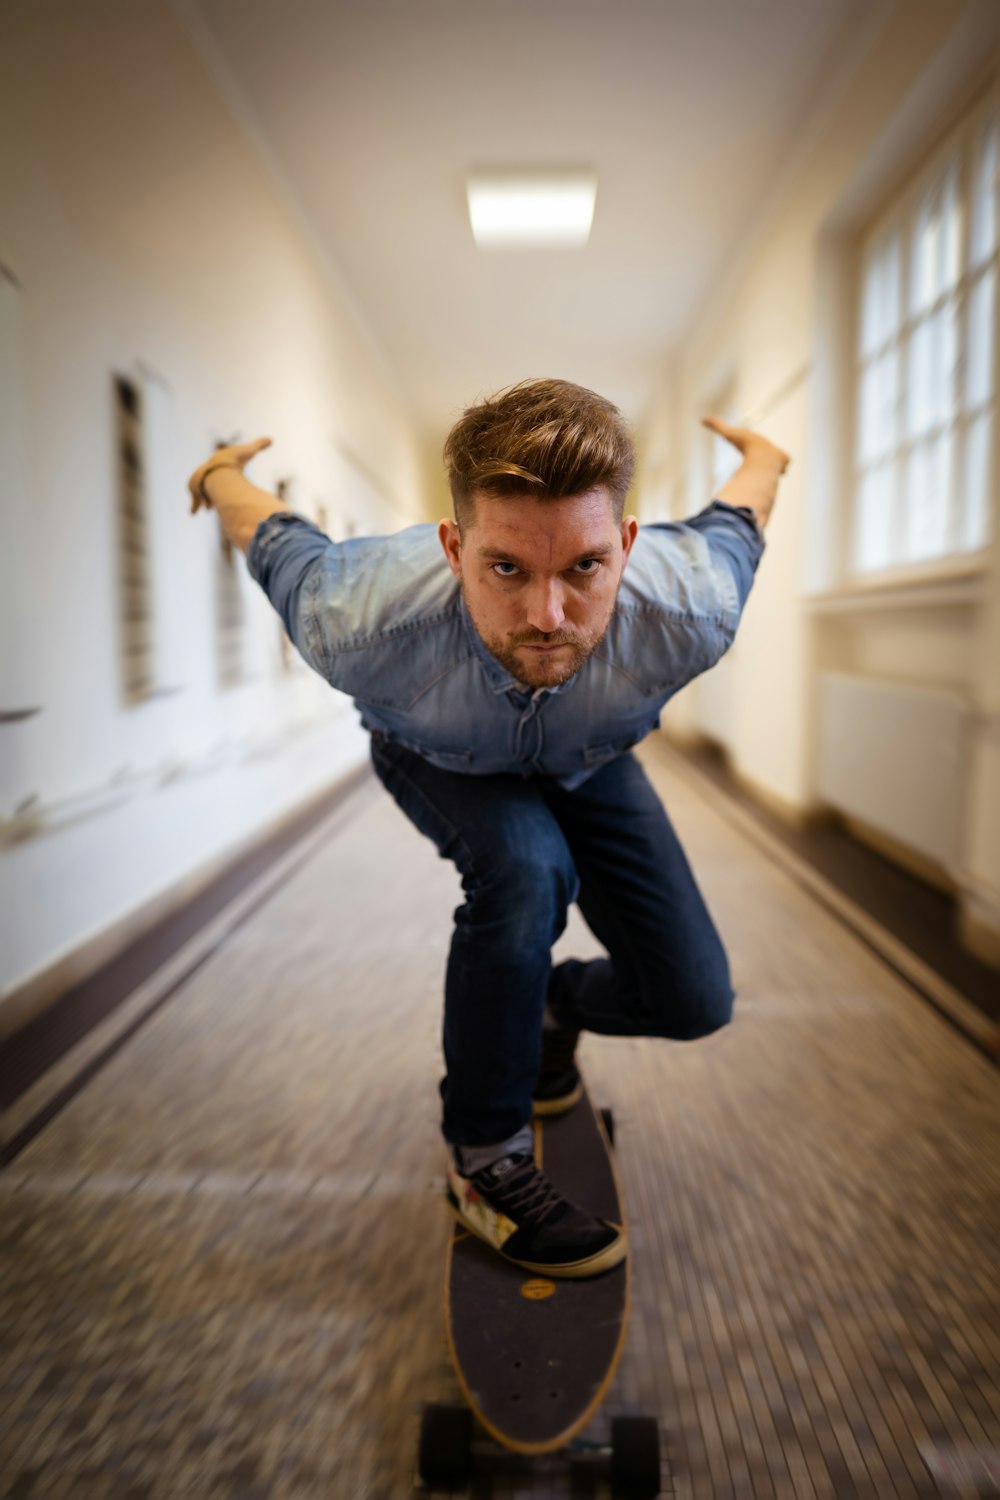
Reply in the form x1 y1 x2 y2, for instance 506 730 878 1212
445 1076 629 1454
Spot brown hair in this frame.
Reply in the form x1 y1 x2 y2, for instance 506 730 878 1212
443 377 635 529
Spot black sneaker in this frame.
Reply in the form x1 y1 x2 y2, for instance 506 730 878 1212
447 1151 626 1278
533 1020 583 1116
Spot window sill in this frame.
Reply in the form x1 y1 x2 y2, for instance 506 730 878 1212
804 553 989 614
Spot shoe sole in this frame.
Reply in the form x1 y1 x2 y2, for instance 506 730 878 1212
531 1079 584 1117
446 1190 628 1279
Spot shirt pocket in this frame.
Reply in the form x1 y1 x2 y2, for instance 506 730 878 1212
382 731 474 771
582 721 657 769
422 746 474 771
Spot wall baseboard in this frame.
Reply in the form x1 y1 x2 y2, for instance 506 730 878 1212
650 734 999 1060
842 813 957 897
659 725 823 831
727 760 823 831
959 899 1000 971
657 727 1000 989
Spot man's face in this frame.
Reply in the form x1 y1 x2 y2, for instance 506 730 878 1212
438 487 638 688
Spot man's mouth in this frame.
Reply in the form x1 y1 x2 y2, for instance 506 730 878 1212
513 635 576 651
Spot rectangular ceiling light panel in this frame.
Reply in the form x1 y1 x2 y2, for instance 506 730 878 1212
467 172 597 249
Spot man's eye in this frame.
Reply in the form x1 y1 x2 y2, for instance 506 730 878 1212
574 559 601 575
492 562 520 577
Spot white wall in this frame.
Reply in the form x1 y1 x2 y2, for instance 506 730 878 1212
638 0 1000 957
0 1 424 1017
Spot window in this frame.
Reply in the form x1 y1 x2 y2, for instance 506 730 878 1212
708 409 741 501
115 374 156 704
852 84 998 574
215 517 245 689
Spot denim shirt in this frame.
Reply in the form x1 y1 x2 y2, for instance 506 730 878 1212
247 501 764 788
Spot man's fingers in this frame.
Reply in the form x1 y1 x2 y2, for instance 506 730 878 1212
702 414 743 448
700 415 792 471
189 436 272 518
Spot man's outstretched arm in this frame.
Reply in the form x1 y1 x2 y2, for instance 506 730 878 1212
634 416 793 681
701 415 791 531
187 435 289 553
187 435 337 677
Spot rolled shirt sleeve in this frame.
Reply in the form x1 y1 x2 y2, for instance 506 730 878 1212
246 511 335 675
244 514 452 688
623 500 766 690
683 500 765 615
642 500 765 624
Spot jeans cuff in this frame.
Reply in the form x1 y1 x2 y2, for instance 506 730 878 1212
452 1122 534 1174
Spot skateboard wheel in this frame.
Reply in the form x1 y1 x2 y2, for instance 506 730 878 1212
417 1402 473 1490
600 1107 616 1148
610 1413 661 1498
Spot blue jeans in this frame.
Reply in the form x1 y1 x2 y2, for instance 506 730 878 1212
370 734 735 1147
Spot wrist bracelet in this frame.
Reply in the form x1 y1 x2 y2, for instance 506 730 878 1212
198 460 243 505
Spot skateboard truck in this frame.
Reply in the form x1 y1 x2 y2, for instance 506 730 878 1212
417 1402 661 1496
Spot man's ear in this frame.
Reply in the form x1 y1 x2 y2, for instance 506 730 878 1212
438 518 462 579
620 515 639 566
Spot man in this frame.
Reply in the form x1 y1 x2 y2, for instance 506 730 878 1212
189 378 790 1280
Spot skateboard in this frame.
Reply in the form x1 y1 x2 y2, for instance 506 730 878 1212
417 1074 661 1496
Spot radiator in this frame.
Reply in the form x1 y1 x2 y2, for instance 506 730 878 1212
816 672 968 869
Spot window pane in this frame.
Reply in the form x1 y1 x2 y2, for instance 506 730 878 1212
709 407 740 492
905 430 952 561
854 462 894 571
910 193 940 316
879 345 900 455
710 436 738 492
857 348 900 463
941 163 962 293
859 235 900 357
859 250 881 358
882 232 902 340
969 112 998 268
906 317 933 436
966 267 996 409
857 360 878 463
930 295 960 427
963 410 993 549
910 162 961 315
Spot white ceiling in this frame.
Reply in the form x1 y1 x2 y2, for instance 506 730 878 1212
182 0 883 447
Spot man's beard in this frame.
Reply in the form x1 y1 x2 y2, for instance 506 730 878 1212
465 591 614 687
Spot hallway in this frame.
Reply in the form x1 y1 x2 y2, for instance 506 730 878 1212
3 740 998 1499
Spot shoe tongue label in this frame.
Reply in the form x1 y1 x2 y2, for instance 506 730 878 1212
490 1156 517 1179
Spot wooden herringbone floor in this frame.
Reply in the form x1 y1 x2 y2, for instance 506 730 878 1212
1 738 998 1499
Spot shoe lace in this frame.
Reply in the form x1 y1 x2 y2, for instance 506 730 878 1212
475 1156 568 1226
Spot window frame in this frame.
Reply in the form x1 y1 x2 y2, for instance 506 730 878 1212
846 78 999 586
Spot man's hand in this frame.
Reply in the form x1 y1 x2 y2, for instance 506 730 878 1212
187 435 290 555
700 416 792 531
701 415 791 475
188 435 273 515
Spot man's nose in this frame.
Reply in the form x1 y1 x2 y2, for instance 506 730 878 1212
525 578 566 634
